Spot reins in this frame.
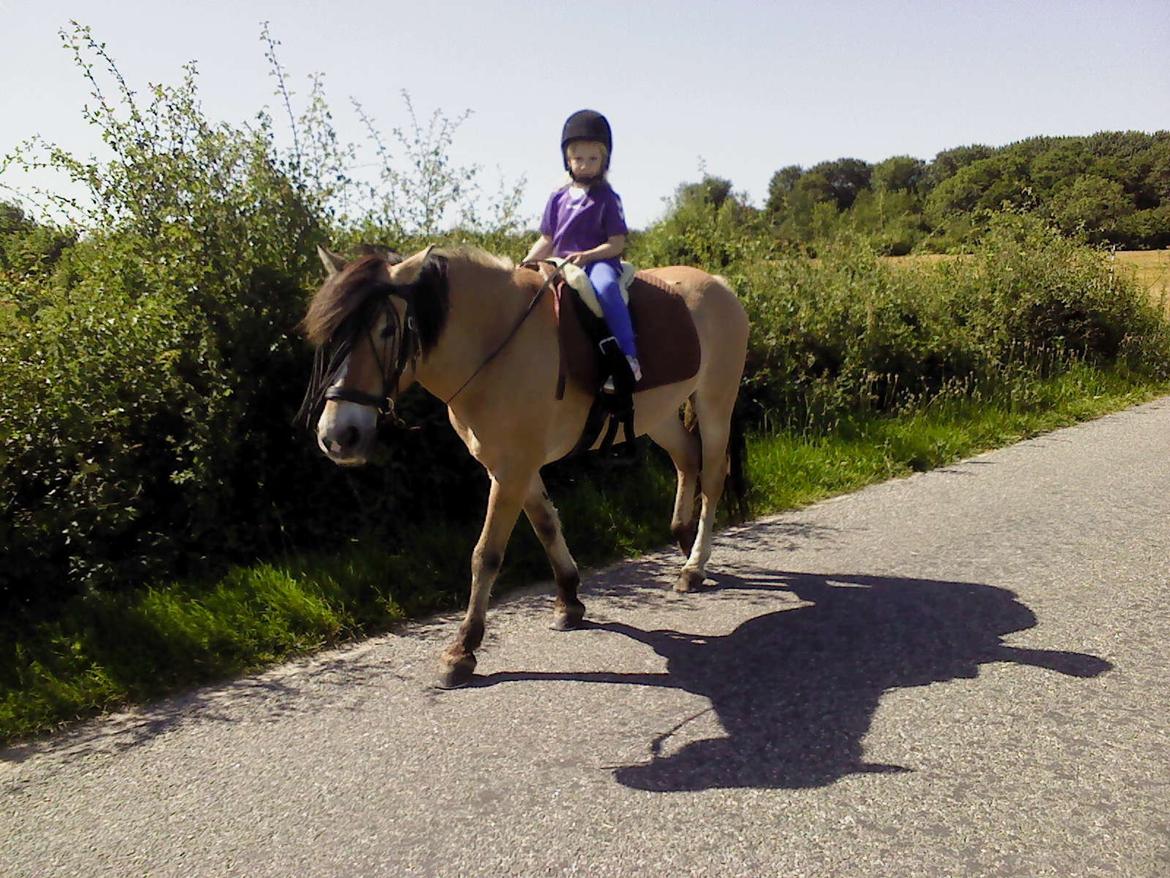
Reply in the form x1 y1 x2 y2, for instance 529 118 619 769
315 256 567 421
440 259 566 406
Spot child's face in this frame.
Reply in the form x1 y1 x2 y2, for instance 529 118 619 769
566 141 605 182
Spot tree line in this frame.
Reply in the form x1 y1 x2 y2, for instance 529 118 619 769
678 131 1170 254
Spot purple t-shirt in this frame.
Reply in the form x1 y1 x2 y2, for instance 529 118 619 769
540 182 628 270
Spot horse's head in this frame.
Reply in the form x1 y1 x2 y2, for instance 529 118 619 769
299 244 448 465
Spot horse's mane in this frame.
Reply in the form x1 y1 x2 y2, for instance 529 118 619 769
301 248 451 353
300 243 519 367
296 248 451 427
302 255 392 346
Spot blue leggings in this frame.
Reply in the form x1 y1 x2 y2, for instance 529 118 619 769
586 261 638 360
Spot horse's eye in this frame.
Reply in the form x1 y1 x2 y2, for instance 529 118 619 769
380 326 396 339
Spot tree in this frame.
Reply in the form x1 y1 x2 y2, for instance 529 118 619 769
925 154 1032 223
807 158 872 210
872 156 926 194
795 171 836 206
766 164 802 214
926 144 994 188
765 131 1170 250
1029 141 1091 196
1140 136 1170 206
0 201 30 235
1049 175 1132 240
0 200 76 274
674 175 734 210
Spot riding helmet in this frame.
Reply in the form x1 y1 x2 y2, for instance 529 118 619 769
561 109 613 171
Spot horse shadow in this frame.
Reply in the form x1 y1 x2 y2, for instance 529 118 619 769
477 570 1112 791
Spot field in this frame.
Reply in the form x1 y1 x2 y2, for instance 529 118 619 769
878 250 1170 315
1115 250 1170 313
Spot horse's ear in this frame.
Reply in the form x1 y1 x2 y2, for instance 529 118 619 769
388 245 435 286
356 243 404 266
317 245 347 278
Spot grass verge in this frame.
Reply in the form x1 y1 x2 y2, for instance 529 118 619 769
2 364 1167 746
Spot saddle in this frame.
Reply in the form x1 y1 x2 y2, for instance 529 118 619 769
528 259 702 457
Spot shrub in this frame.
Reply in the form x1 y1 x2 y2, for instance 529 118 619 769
630 175 781 269
0 53 327 611
642 210 1170 432
0 25 506 615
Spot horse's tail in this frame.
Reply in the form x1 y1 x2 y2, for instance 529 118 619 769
726 400 749 521
682 396 750 522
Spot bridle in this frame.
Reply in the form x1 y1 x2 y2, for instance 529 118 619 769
322 295 418 420
318 259 565 421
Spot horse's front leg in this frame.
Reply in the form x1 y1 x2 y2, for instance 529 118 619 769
438 473 528 689
523 475 585 631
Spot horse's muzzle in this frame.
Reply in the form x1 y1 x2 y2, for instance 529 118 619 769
317 402 377 465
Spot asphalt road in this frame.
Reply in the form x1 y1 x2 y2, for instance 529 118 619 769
3 398 1169 877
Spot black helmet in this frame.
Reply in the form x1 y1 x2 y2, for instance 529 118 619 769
561 109 612 171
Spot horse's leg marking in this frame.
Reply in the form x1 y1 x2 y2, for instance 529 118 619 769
677 394 733 592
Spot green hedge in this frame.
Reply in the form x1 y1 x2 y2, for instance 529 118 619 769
3 26 1169 624
5 202 1170 618
631 207 1170 430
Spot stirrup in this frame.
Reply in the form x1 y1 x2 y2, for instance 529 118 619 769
602 353 641 393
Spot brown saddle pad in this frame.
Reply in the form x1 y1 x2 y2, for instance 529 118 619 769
556 270 701 395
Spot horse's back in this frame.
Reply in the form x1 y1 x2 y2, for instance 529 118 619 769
643 265 749 370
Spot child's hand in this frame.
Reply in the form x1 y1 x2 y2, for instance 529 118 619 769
565 252 588 266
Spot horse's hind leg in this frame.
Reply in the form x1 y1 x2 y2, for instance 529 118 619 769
676 393 734 593
523 475 585 630
647 410 701 557
438 473 528 689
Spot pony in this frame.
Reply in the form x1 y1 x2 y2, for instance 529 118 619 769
301 245 749 688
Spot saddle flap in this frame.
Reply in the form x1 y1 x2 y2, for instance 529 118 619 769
557 270 701 395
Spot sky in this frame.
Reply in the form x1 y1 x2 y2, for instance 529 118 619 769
1 0 1168 229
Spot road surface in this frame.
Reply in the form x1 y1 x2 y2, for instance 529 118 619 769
3 398 1169 876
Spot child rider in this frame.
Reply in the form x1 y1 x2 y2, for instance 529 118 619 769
524 109 641 383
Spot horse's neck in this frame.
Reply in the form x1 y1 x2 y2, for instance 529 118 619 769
414 261 536 405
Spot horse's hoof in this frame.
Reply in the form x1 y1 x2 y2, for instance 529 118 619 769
674 569 705 593
551 604 586 631
436 652 477 689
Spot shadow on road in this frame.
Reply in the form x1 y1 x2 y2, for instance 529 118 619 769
477 569 1112 791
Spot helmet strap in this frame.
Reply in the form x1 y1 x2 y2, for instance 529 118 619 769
569 168 602 186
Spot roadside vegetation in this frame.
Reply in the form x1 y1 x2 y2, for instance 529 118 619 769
2 25 1169 744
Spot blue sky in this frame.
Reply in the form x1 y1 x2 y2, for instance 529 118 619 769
2 0 1168 228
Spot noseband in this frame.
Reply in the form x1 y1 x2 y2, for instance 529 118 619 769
323 294 419 419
